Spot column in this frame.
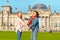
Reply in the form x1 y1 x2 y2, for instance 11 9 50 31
45 16 50 31
1 11 3 26
41 17 42 27
45 16 47 27
7 11 9 30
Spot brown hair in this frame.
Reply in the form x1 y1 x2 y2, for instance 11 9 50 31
17 11 22 14
33 11 39 18
17 12 22 18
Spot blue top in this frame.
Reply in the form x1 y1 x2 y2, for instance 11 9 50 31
30 17 39 31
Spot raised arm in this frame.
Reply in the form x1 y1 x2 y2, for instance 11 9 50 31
19 18 29 29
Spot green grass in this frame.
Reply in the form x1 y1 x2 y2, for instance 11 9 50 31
0 31 60 40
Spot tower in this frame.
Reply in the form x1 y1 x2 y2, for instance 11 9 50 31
2 6 11 29
48 5 51 13
28 5 32 14
2 6 11 15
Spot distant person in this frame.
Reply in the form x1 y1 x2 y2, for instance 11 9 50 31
27 11 39 40
15 12 29 40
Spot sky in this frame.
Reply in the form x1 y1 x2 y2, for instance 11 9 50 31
0 0 60 13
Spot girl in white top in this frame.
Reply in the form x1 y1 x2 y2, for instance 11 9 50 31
15 12 28 40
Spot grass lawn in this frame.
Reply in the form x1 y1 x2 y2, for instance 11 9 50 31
0 31 60 40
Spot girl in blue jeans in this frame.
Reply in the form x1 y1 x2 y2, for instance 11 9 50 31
27 11 39 40
15 12 28 40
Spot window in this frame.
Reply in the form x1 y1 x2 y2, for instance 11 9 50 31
3 23 6 26
10 23 13 26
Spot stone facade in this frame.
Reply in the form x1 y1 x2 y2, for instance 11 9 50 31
0 4 60 32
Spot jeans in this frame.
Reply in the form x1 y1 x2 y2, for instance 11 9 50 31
31 28 38 40
17 30 22 40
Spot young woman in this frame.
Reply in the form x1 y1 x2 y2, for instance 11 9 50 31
27 11 39 40
15 12 28 40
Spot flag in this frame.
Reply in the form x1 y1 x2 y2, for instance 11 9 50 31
7 0 9 3
15 7 18 10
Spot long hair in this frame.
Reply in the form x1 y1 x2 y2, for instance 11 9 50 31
33 11 39 18
17 12 22 18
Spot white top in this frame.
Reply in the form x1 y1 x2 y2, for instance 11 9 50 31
15 17 26 32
